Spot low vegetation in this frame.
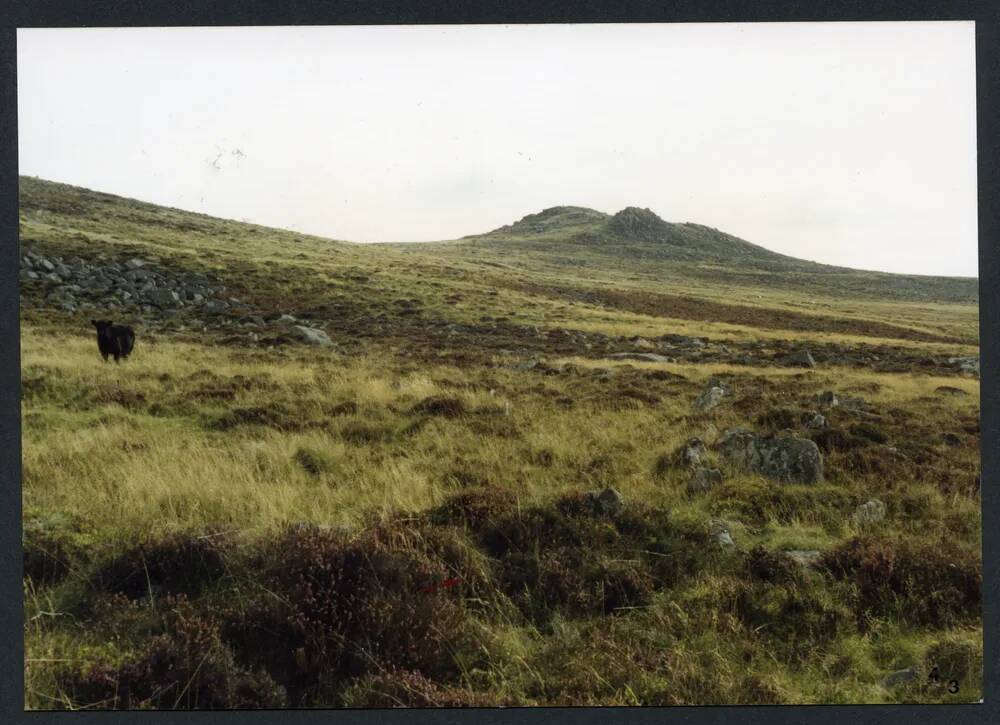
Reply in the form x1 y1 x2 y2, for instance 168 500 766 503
20 177 981 707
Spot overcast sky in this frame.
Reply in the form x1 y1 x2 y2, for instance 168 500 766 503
18 22 977 276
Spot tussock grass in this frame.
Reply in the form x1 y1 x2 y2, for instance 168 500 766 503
22 325 982 707
19 178 981 707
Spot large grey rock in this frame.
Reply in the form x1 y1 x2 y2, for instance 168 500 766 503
753 436 824 484
38 258 55 272
291 325 334 346
687 467 723 494
717 428 824 484
125 258 147 269
277 313 298 324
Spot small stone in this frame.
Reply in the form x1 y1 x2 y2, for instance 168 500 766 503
784 350 817 368
290 325 334 346
695 385 726 411
852 499 886 527
802 411 827 429
146 289 180 308
785 550 822 567
708 518 735 548
687 467 723 495
679 437 708 468
817 391 839 409
882 666 918 688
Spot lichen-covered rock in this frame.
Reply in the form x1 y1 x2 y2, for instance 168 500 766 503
851 499 886 526
678 437 708 468
687 467 723 495
291 325 334 346
708 518 735 548
716 428 824 484
694 382 727 411
753 436 824 484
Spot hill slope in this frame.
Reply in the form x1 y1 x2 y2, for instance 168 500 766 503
443 203 978 305
19 177 983 709
17 176 979 352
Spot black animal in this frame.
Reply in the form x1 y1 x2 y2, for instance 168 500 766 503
91 320 135 363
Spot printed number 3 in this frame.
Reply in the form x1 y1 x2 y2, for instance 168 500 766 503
948 680 960 694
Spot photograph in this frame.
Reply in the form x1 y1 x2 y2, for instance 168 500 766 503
17 22 982 708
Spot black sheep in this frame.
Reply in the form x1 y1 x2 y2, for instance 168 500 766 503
91 319 135 363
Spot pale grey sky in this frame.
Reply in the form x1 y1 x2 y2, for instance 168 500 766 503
17 22 978 276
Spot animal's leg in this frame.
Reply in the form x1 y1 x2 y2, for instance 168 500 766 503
114 353 121 363
101 351 109 362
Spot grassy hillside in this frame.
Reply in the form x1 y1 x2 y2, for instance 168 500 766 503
20 177 981 708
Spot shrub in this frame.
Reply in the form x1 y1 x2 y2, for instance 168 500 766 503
849 423 889 444
339 420 395 444
23 511 93 586
93 532 227 601
428 487 517 529
754 408 802 431
210 405 309 432
223 523 476 701
293 447 338 476
923 634 982 691
338 667 496 707
810 428 867 454
819 536 981 628
730 579 853 661
411 396 466 417
57 597 285 709
745 546 802 585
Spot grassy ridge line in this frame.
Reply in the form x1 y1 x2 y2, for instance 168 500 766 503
487 278 971 345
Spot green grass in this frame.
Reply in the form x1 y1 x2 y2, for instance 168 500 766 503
19 177 982 708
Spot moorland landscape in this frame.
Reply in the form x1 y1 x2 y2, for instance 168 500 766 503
20 176 982 707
